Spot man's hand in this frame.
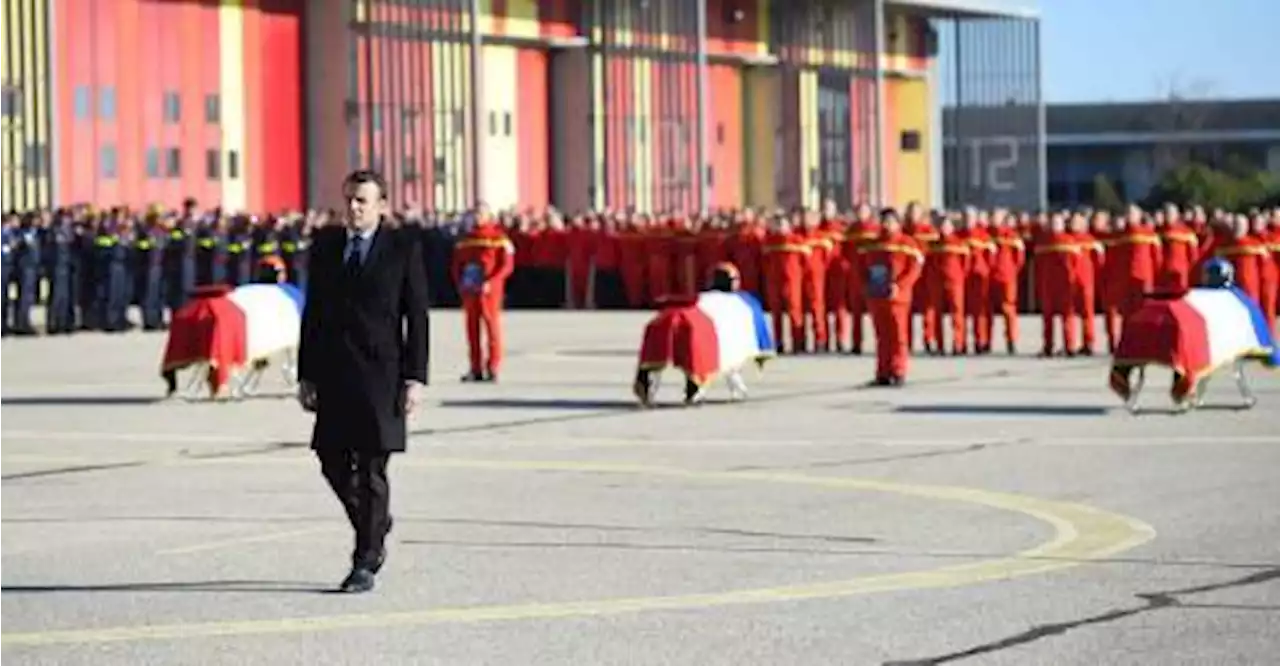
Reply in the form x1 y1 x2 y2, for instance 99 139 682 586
403 380 426 415
298 380 318 413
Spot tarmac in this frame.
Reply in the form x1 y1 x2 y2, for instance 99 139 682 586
2 310 1278 665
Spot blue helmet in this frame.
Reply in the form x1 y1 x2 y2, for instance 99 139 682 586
1201 257 1235 288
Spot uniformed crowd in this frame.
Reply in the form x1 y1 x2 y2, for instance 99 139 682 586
4 198 1278 384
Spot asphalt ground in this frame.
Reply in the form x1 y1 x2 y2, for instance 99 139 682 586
2 311 1278 665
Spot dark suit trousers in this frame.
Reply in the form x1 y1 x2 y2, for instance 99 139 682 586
317 449 391 568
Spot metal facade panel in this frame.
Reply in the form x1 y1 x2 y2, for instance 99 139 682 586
937 14 1043 210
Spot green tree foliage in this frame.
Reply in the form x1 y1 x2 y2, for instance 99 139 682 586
1091 174 1125 212
1142 163 1280 211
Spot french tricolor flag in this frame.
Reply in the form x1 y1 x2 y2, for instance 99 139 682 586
1111 287 1278 402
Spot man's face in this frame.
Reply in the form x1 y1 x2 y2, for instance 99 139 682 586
345 180 386 232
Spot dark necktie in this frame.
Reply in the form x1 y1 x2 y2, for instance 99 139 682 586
346 235 365 274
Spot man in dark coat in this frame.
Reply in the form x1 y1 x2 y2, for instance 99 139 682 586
298 169 431 593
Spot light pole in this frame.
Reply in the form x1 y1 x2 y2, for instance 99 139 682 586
470 0 484 207
872 0 886 206
695 0 709 214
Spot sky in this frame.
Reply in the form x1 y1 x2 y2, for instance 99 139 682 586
1039 0 1280 103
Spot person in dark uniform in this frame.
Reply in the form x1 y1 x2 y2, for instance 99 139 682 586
280 214 310 290
75 209 100 329
44 211 79 334
298 169 430 594
134 215 168 330
225 216 253 286
95 217 133 332
194 215 227 286
11 213 43 335
165 210 196 312
1 213 15 335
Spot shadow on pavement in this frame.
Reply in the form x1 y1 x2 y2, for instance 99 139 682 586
438 398 640 410
1 580 331 594
0 395 162 406
894 404 1111 416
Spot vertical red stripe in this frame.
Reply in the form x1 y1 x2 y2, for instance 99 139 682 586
116 0 142 205
260 0 303 210
882 80 898 206
137 0 160 206
200 0 221 208
161 0 185 206
178 0 204 206
516 48 548 209
94 0 120 205
650 59 663 211
241 0 264 210
709 64 741 209
56 0 89 203
419 40 434 209
355 17 369 168
539 0 576 38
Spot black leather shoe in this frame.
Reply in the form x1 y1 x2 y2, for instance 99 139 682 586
460 371 484 383
339 567 376 593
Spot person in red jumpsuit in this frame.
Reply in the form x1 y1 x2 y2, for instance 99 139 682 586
565 214 599 309
646 215 675 304
1200 214 1268 306
617 214 649 308
1069 210 1103 355
843 203 880 355
728 210 765 300
961 207 996 354
904 202 938 353
923 213 970 355
990 208 1025 354
1250 211 1277 328
819 200 850 352
860 208 924 386
452 206 515 382
1034 211 1083 357
1103 205 1161 350
801 209 831 353
1156 203 1201 293
763 211 809 353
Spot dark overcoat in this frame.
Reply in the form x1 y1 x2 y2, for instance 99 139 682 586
299 224 430 453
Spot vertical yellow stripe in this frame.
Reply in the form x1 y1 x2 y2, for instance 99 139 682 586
893 78 929 207
220 0 247 210
477 0 492 36
632 57 651 213
743 67 776 208
1 0 12 209
34 0 50 206
756 0 770 56
430 43 445 208
458 43 472 208
799 69 819 209
482 45 517 209
21 0 37 206
617 1 632 48
506 0 538 39
591 53 605 210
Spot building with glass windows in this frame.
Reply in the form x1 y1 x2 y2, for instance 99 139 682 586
2 0 1041 213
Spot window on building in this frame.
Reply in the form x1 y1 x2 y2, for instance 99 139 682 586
163 92 181 123
3 85 21 118
166 148 181 177
145 147 161 178
716 123 725 146
503 111 512 137
101 145 118 179
23 144 47 176
403 155 419 183
706 165 714 188
205 94 220 124
73 86 90 119
900 130 921 152
227 150 240 180
433 156 447 185
370 106 383 132
100 87 117 120
206 148 221 180
488 111 497 137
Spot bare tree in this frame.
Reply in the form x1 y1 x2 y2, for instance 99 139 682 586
1148 74 1218 174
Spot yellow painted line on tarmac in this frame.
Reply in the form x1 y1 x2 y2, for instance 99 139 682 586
1 458 1156 648
156 526 338 556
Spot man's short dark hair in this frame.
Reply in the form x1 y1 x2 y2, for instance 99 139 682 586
343 169 388 200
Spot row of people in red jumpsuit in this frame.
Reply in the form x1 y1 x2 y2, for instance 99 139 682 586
454 202 1278 386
